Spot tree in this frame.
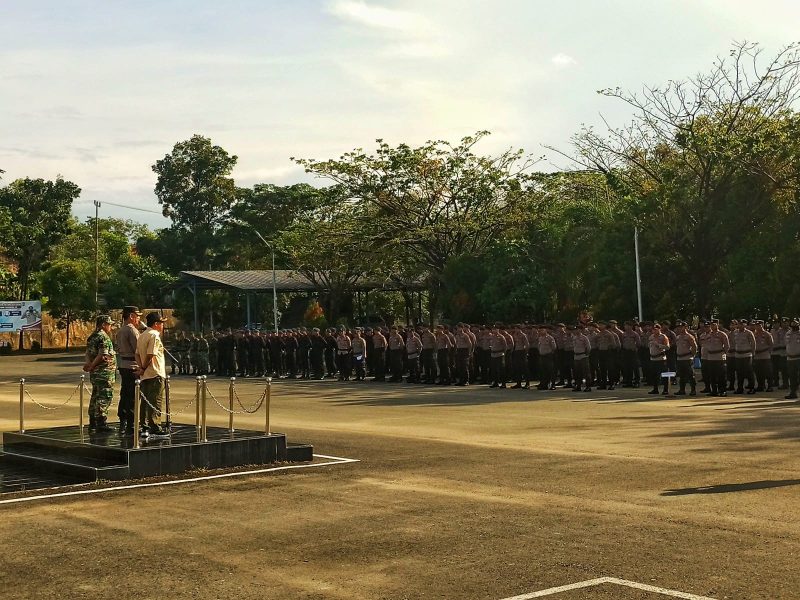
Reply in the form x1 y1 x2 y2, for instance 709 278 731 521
561 41 800 315
0 177 80 299
40 259 94 349
294 132 540 319
152 135 238 269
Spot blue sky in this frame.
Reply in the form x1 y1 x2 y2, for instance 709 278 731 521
1 0 799 227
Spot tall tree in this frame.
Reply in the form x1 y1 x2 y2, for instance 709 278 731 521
294 132 539 318
40 259 94 349
561 41 800 315
152 135 238 269
0 176 80 299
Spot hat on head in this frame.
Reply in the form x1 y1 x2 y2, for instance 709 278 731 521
122 305 142 318
145 312 167 327
96 314 114 327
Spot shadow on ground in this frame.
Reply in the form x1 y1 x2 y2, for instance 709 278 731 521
662 479 800 495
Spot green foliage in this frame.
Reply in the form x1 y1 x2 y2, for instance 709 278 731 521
0 176 80 299
40 258 94 348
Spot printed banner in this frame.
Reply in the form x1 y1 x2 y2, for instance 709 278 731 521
0 301 42 332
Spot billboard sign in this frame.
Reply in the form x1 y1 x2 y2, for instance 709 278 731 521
0 301 42 332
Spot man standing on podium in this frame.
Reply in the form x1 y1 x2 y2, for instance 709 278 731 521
135 312 169 437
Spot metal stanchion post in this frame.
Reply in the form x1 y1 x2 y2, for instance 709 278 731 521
201 375 208 442
265 377 271 435
18 378 25 433
165 376 172 432
133 379 141 449
79 374 85 434
228 377 235 433
195 376 202 437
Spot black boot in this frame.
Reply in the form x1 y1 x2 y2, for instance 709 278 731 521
96 416 113 433
88 415 97 432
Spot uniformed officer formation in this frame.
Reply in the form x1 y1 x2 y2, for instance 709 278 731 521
83 314 800 434
160 319 800 400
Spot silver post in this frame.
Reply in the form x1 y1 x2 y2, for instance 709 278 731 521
79 374 85 435
634 225 643 321
265 377 272 435
228 377 235 433
133 379 141 449
201 375 208 442
195 376 202 434
19 378 25 433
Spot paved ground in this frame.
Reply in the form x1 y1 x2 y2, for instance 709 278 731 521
1 352 799 599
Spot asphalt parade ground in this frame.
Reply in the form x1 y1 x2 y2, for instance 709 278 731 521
1 352 799 599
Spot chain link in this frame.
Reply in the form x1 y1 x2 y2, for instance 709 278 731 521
25 381 82 411
234 387 268 414
138 389 196 419
205 384 266 415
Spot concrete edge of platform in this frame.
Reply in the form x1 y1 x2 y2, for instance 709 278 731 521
0 453 360 506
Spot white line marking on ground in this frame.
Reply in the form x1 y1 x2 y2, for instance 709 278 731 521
0 454 359 506
500 576 717 599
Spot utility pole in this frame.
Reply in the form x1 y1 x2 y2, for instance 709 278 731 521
94 200 101 310
634 225 643 321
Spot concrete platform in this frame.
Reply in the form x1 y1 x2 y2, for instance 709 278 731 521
0 424 313 488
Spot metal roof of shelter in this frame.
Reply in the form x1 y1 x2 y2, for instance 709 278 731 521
175 270 424 292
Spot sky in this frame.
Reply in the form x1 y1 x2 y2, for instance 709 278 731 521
1 0 799 228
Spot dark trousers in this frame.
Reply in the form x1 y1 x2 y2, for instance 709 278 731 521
622 349 639 386
597 350 610 387
753 358 772 390
353 356 366 380
490 355 505 386
558 350 572 384
788 360 800 395
573 357 590 389
389 349 403 381
771 355 786 388
421 349 435 382
286 351 297 377
117 367 136 422
337 352 352 379
589 350 599 385
407 356 420 382
325 349 336 376
538 354 555 388
310 350 324 378
437 349 451 384
455 348 470 384
677 359 696 392
650 359 668 392
512 350 528 385
706 360 728 394
734 356 755 391
638 347 650 384
373 349 386 380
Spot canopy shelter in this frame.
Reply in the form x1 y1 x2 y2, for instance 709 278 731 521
170 270 425 330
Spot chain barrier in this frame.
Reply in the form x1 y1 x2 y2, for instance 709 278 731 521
137 389 196 419
24 381 82 411
205 384 266 415
234 386 268 414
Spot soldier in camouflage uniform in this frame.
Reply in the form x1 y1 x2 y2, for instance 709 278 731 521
83 315 117 433
197 333 210 374
207 333 218 375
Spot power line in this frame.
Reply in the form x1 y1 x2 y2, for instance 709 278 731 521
99 200 165 215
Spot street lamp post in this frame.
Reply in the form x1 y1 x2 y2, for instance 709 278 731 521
94 200 101 309
634 225 643 322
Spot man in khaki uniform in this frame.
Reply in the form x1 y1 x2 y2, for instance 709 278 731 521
785 320 800 400
420 326 437 384
647 323 670 396
704 320 730 397
536 326 557 390
405 328 423 383
488 324 508 389
135 312 168 436
621 321 641 387
571 325 592 392
115 305 142 434
753 320 774 392
371 327 387 382
732 319 757 394
454 324 474 386
771 318 790 389
435 325 452 385
510 325 529 389
674 321 698 396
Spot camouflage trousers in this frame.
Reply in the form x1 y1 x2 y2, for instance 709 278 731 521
179 351 191 373
89 371 115 418
196 351 210 374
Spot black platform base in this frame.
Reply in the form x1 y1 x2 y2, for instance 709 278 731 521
0 424 313 491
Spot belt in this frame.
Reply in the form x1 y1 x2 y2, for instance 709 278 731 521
677 353 693 359
650 352 666 358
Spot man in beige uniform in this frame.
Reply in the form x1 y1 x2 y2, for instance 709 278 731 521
115 305 142 434
647 323 671 396
704 320 730 397
674 321 698 396
135 312 168 436
571 325 592 392
732 319 757 394
785 320 800 400
488 325 508 389
454 324 474 386
753 320 774 392
537 326 557 390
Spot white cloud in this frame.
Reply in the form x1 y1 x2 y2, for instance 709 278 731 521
551 53 577 67
327 0 432 35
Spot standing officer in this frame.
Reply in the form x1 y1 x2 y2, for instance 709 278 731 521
336 328 353 381
284 330 299 378
732 319 756 394
83 315 117 433
647 323 670 395
771 318 789 389
134 312 168 436
571 325 592 392
434 325 452 385
704 320 730 397
510 325 529 389
488 324 508 389
351 328 367 381
115 306 141 434
536 326 557 390
620 321 641 387
455 324 474 386
674 321 698 395
371 327 388 382
310 328 327 379
785 320 800 400
388 326 405 382
420 326 437 384
405 327 423 383
753 320 773 392
596 322 620 390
